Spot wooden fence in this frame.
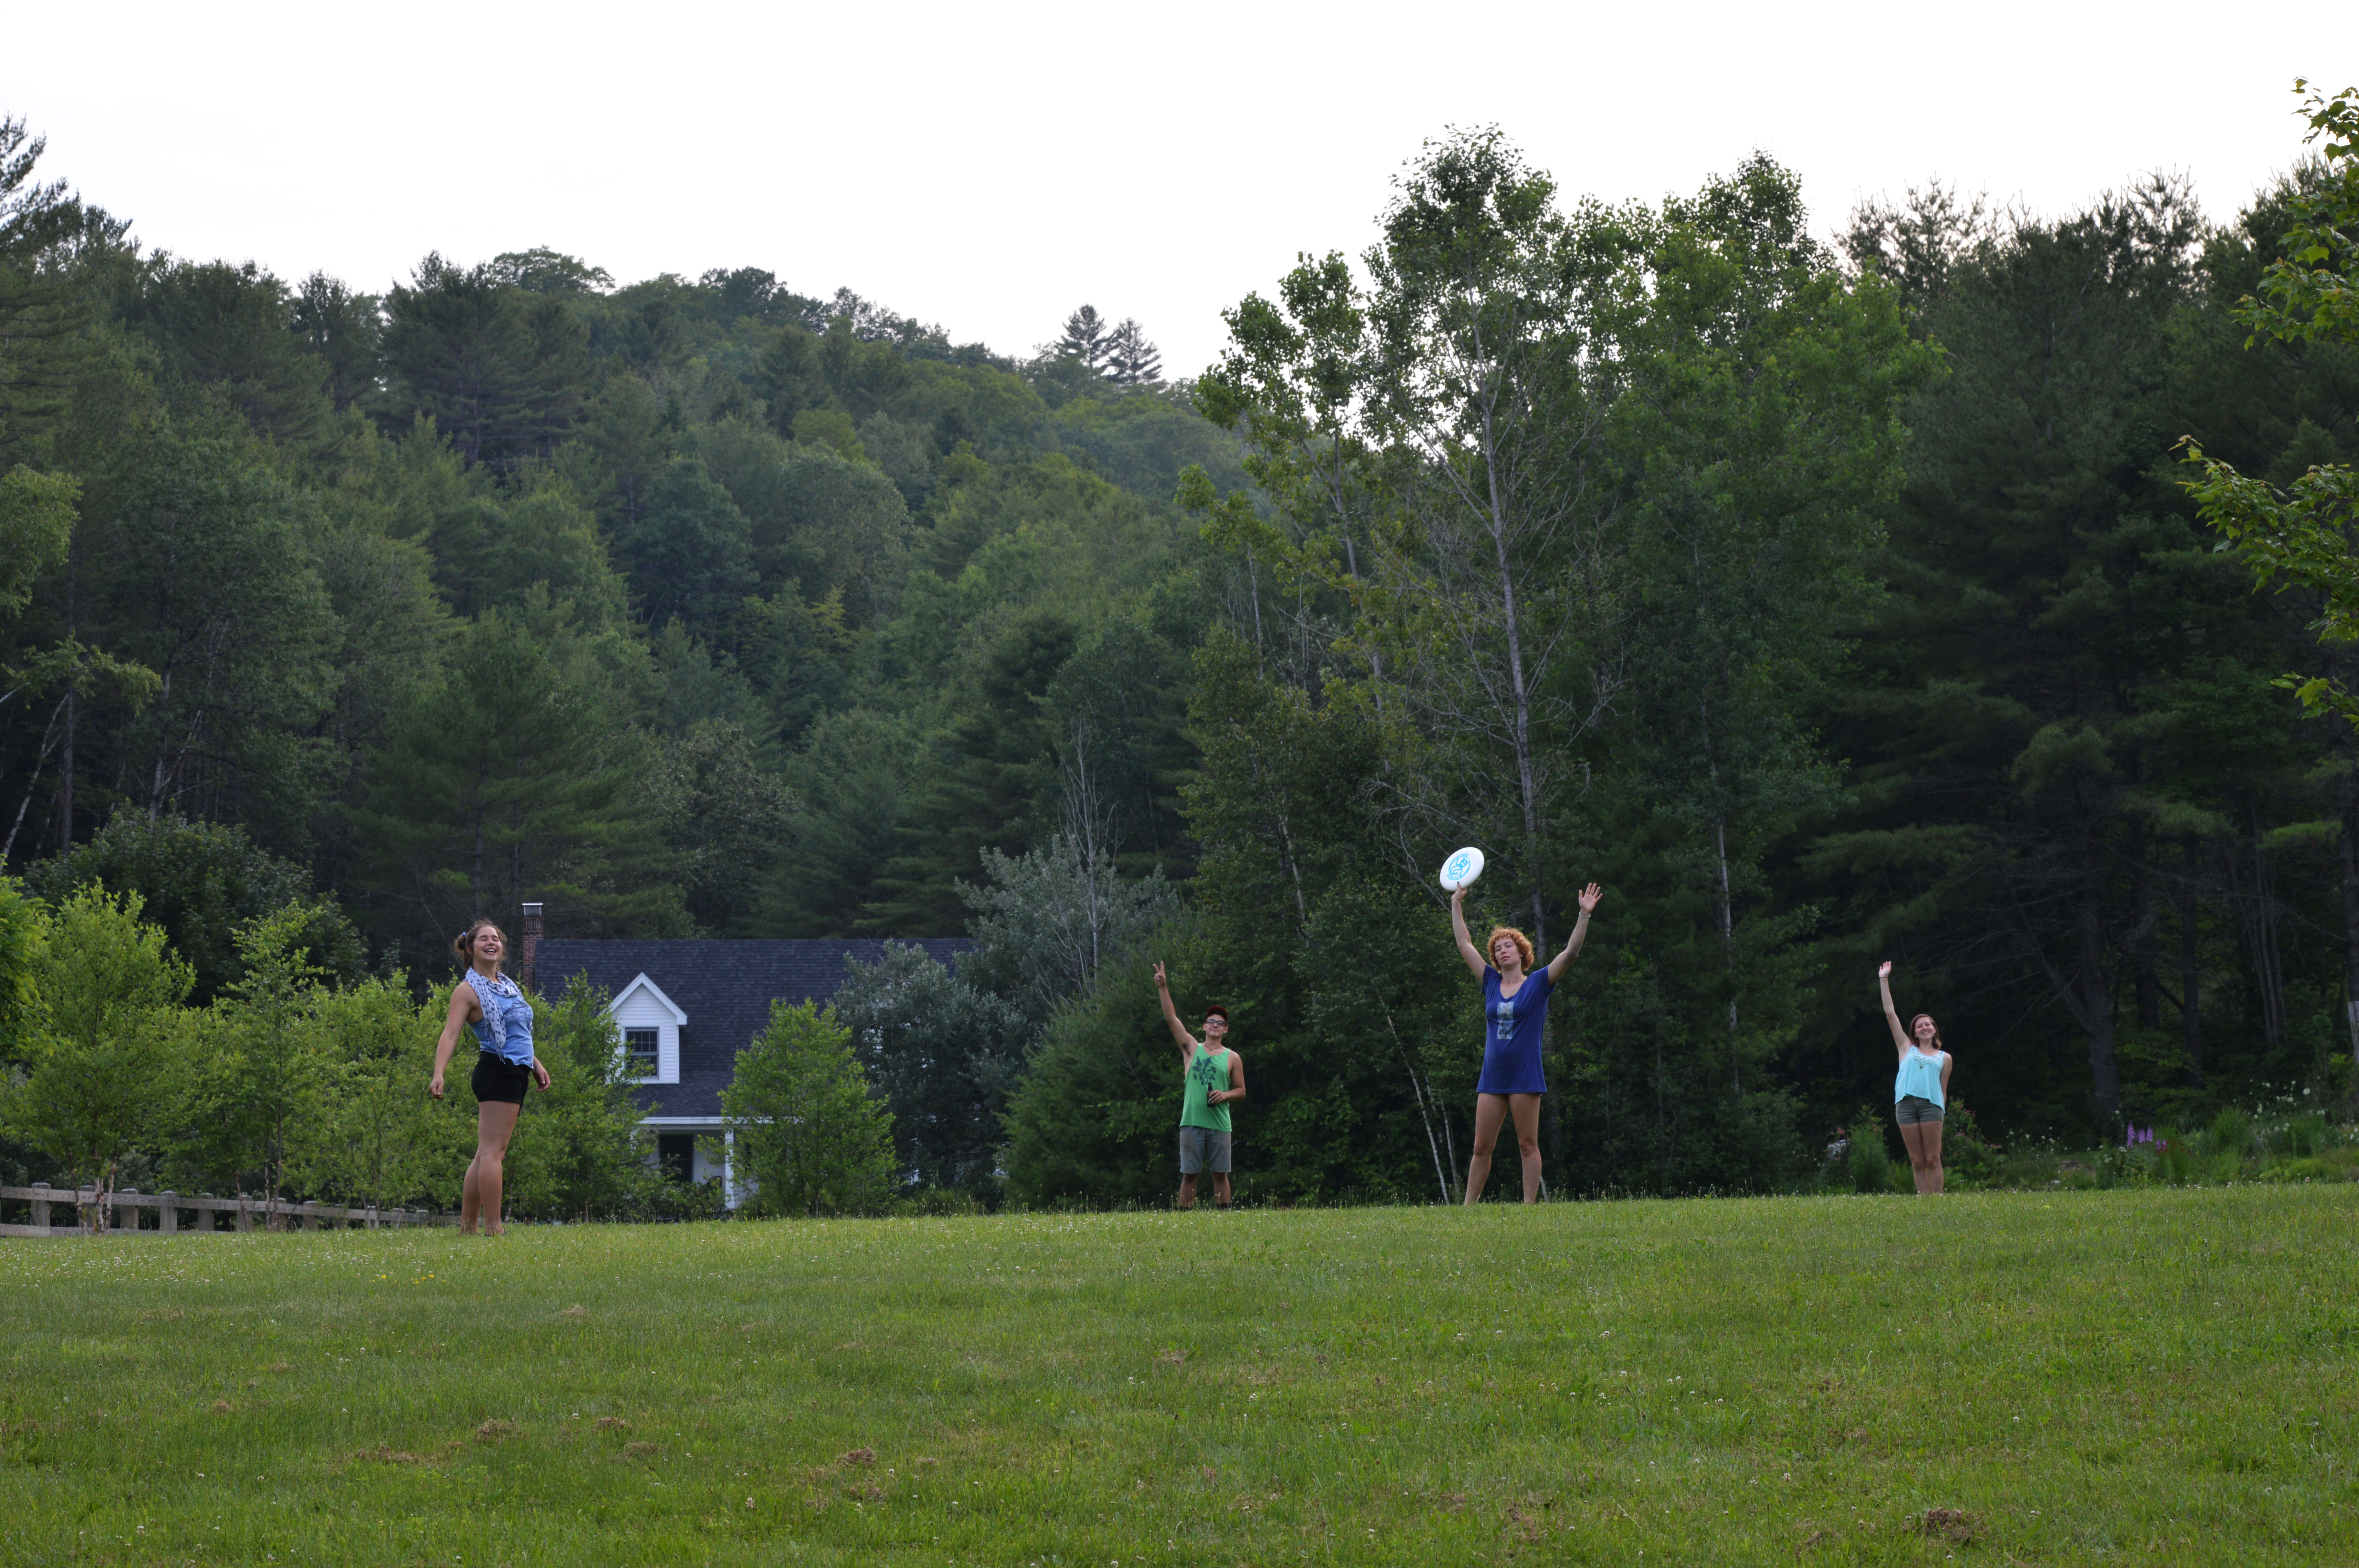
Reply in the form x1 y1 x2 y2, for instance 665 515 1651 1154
0 1184 454 1238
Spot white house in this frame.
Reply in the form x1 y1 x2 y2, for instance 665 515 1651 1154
525 922 970 1203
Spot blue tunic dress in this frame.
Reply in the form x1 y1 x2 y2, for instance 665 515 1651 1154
1476 964 1552 1096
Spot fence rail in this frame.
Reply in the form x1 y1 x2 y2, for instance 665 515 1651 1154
0 1184 453 1237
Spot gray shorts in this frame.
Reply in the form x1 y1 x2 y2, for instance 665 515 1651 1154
1178 1126 1232 1174
1896 1095 1944 1125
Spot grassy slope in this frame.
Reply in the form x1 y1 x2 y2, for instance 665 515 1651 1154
1 1186 2352 1566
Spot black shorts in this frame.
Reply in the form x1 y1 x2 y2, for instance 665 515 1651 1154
471 1052 533 1104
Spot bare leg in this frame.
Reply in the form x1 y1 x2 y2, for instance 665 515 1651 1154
1178 1173 1199 1210
1510 1094 1544 1204
1465 1094 1507 1205
1898 1119 1936 1195
1923 1118 1945 1194
471 1101 522 1234
1211 1172 1233 1208
461 1157 482 1234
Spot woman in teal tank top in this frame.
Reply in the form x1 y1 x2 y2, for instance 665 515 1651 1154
1879 961 1953 1194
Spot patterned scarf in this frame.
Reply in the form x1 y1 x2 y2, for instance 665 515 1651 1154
473 968 520 1054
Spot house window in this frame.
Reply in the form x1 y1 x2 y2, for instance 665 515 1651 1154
624 1027 659 1079
657 1133 696 1184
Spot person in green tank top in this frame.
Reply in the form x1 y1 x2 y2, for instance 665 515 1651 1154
1156 960 1247 1209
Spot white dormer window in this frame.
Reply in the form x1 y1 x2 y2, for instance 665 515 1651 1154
608 973 687 1085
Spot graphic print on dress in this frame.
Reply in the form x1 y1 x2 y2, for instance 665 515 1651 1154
1491 987 1521 1045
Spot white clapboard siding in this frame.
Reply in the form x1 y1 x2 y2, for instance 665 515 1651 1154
609 973 687 1084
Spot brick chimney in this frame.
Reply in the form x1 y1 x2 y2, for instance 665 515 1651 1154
519 902 543 993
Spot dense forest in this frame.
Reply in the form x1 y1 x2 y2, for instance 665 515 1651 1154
3 88 2356 1210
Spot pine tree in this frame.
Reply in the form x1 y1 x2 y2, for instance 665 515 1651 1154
290 272 382 413
379 254 588 470
349 611 660 962
1104 317 1162 385
611 457 755 637
1057 304 1109 370
132 259 333 448
0 116 95 466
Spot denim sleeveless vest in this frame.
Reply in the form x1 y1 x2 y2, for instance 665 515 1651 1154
467 970 536 1066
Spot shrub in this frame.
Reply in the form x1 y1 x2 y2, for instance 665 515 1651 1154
2275 1114 2326 1160
896 1185 987 1217
2256 1157 2342 1183
2206 1107 2253 1163
291 976 461 1210
24 815 360 1004
2157 1129 2197 1185
1849 1106 1895 1194
1941 1102 2003 1187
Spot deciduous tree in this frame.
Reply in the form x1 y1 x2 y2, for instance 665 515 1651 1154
722 1000 897 1216
5 888 192 1226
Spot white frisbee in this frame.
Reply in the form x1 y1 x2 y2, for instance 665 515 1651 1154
1439 846 1485 891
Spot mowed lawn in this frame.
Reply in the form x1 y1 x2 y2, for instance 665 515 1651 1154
2 1187 2354 1566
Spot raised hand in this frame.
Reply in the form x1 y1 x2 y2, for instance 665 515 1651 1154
1879 960 1893 979
1576 882 1603 913
1154 960 1169 989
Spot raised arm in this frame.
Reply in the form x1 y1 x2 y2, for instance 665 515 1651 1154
1448 887 1487 978
1877 962 1910 1058
1544 883 1603 984
429 980 477 1100
1153 961 1199 1062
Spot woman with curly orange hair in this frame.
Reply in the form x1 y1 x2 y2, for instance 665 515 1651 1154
1448 882 1601 1203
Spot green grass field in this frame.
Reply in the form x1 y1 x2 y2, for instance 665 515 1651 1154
3 1186 2353 1566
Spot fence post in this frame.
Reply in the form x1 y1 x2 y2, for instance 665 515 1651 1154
234 1196 251 1234
160 1193 178 1234
30 1182 49 1231
301 1204 320 1232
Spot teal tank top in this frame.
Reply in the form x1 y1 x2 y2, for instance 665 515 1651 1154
1894 1047 1945 1107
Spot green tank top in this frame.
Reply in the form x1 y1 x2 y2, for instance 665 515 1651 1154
1181 1044 1232 1132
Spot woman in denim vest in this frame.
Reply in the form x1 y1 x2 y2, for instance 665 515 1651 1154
430 920 550 1235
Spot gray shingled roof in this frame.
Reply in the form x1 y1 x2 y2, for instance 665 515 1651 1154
535 938 971 1118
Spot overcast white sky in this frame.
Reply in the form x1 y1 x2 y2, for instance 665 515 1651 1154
5 2 2350 376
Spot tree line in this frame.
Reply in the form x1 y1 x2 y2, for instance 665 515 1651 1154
4 92 2356 1210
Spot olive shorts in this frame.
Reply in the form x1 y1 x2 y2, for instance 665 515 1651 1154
1895 1094 1944 1125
